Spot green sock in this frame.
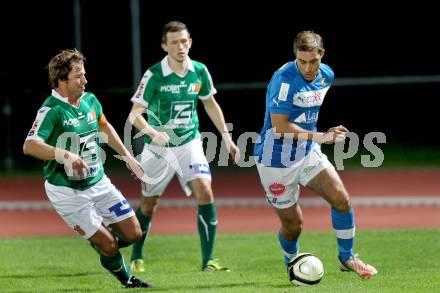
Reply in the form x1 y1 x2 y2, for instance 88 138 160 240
131 207 152 261
198 203 217 267
99 250 131 285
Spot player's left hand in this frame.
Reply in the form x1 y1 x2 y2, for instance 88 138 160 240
229 142 241 165
332 125 348 143
222 133 240 164
323 125 349 144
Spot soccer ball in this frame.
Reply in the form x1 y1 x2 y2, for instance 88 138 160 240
287 253 324 286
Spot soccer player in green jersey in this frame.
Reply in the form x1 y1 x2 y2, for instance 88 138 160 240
23 49 152 288
128 21 240 272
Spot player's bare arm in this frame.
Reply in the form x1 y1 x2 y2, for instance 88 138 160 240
270 113 348 144
23 139 88 177
202 96 240 163
99 120 144 179
128 102 169 145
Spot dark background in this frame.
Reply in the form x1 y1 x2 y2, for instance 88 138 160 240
1 1 439 170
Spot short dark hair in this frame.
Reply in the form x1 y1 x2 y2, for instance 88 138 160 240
293 31 324 55
161 21 189 44
47 49 85 88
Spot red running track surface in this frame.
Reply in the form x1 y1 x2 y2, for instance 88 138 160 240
0 169 439 237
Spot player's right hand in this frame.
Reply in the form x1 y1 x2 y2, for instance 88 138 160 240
151 131 170 146
60 151 88 179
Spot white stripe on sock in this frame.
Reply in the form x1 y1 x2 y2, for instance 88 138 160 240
335 227 356 239
198 214 209 242
282 250 293 259
145 222 152 238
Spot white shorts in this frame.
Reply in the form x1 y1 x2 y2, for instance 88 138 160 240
256 144 333 209
45 175 135 239
140 138 211 197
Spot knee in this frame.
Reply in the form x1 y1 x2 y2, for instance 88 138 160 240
195 186 214 203
292 219 303 233
140 198 159 217
98 238 118 256
283 218 303 238
332 193 351 212
126 226 143 243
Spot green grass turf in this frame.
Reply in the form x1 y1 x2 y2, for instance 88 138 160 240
0 229 439 292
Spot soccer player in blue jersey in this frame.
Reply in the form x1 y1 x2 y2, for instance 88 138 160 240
253 31 377 279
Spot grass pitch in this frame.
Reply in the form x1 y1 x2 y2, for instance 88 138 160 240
0 229 439 292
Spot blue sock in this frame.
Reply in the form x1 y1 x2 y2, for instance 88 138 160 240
332 208 355 262
278 231 299 266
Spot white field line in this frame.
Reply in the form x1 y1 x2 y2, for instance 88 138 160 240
1 196 440 210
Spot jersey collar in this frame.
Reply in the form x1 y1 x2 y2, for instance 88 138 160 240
51 89 85 108
161 56 195 77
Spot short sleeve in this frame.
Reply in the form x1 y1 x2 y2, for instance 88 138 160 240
26 106 57 142
198 65 217 100
92 97 106 126
267 74 294 115
131 70 157 107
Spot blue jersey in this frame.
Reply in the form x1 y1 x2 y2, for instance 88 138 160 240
253 61 334 168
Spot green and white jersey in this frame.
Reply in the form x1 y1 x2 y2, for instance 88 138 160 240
131 56 217 147
26 90 106 190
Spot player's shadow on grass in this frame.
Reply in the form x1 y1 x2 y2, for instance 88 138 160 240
152 282 260 292
4 289 95 293
0 271 101 279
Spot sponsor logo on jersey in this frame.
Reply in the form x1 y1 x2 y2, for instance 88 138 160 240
160 82 187 94
187 83 201 94
293 111 319 124
135 81 146 99
87 111 97 124
293 113 306 123
278 83 290 101
28 106 51 137
135 71 153 99
87 164 100 177
27 120 39 136
269 182 286 196
170 101 194 126
30 120 40 130
63 118 80 127
293 87 329 107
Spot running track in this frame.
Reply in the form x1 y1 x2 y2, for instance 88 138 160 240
1 169 439 237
